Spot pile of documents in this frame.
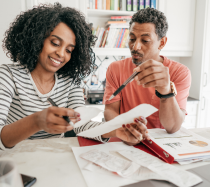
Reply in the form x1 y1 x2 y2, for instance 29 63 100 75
148 127 210 165
72 142 202 187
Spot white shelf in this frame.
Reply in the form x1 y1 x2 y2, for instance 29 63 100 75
87 9 136 17
93 48 193 57
93 48 131 56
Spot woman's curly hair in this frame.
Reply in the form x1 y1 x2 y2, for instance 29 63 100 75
2 2 97 85
130 8 168 40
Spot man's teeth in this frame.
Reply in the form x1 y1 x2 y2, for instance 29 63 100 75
50 57 61 65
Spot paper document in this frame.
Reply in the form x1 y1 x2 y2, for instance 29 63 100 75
148 127 210 163
77 104 158 138
74 107 102 128
72 142 202 187
72 142 142 187
80 149 140 177
118 149 202 187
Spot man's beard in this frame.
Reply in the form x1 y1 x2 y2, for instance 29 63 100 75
132 58 143 66
131 50 143 66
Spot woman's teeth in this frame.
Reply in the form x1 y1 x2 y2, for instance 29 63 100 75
50 57 61 65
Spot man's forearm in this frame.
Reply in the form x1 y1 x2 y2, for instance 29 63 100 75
104 109 119 122
102 108 119 138
159 97 185 133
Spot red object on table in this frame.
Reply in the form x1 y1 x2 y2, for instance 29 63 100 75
77 137 175 164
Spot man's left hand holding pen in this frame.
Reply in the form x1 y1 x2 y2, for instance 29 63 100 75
35 106 81 134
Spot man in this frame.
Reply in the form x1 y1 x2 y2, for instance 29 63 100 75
103 8 191 137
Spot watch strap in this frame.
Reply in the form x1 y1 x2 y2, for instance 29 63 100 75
155 89 175 99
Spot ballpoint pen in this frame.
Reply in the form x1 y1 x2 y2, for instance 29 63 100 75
108 71 140 101
47 97 74 127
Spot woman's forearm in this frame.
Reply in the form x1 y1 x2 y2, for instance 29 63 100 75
1 112 41 148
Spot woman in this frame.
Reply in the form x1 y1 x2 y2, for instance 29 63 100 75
0 3 148 150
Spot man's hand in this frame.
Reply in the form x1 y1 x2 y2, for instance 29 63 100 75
134 59 171 95
115 116 150 146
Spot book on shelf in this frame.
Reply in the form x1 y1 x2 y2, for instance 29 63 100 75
120 29 129 48
97 0 102 9
132 0 138 11
95 0 97 9
101 28 109 47
126 0 132 11
120 0 127 11
87 0 156 11
114 0 119 11
102 0 106 10
92 13 131 49
99 29 106 47
110 0 114 10
150 0 156 9
106 20 127 24
106 0 110 10
138 0 144 10
115 28 123 47
117 28 126 47
111 15 132 19
145 0 150 8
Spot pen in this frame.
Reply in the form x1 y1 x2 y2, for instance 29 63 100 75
108 71 140 101
47 97 74 127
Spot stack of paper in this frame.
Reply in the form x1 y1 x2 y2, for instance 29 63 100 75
148 127 210 164
72 142 202 187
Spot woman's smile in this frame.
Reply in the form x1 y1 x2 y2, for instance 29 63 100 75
49 56 62 67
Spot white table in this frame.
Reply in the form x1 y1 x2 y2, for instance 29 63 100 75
0 128 210 187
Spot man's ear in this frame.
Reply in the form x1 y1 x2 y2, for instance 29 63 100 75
158 36 167 51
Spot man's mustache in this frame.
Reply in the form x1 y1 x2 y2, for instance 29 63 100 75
131 50 143 57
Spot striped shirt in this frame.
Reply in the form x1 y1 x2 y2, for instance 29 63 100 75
0 63 107 151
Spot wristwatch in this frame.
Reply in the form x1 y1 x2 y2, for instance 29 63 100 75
155 81 177 99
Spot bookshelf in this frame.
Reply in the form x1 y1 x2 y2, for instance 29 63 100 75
87 9 136 17
88 9 137 57
87 0 195 57
93 48 131 56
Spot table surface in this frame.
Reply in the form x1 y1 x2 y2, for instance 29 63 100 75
0 128 210 187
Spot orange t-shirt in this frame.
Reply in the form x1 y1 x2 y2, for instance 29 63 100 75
103 56 191 129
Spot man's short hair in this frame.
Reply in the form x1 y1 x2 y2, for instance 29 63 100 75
130 8 168 40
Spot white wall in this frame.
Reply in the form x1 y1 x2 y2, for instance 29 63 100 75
0 0 25 65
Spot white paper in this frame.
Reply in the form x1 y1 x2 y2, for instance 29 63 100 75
80 149 140 178
77 104 158 138
148 127 210 161
148 128 192 139
130 166 165 181
74 107 102 128
85 161 166 182
72 142 143 187
118 149 202 187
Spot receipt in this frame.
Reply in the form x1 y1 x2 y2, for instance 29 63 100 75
118 149 202 187
80 149 140 178
78 104 158 138
131 166 165 181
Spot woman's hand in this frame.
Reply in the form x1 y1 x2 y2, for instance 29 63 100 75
36 106 80 134
115 116 150 146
